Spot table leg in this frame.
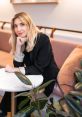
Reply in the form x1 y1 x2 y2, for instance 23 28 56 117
0 96 3 103
11 92 16 117
7 112 12 117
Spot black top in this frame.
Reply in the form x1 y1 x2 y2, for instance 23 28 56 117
13 33 59 96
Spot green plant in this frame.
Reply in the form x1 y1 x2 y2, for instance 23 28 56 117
45 60 82 117
14 72 54 117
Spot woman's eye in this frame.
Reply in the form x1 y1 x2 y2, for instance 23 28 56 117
20 23 25 26
14 23 25 28
14 24 17 28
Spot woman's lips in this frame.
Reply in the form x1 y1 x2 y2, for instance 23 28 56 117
18 33 23 35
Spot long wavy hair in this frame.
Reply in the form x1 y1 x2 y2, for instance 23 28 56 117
10 12 40 54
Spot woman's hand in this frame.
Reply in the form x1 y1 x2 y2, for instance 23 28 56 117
15 37 27 54
5 65 20 73
16 37 27 47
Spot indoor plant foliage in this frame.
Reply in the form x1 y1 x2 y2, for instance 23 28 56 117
14 72 54 117
14 60 82 117
45 60 82 117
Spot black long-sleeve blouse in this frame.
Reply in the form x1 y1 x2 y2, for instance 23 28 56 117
13 33 59 96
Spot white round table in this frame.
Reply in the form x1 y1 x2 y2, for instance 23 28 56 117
0 68 43 117
0 68 43 92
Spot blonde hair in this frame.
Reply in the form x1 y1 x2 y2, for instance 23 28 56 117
10 12 40 53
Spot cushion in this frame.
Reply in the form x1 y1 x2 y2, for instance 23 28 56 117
0 51 13 67
0 29 11 52
57 46 82 94
50 39 77 69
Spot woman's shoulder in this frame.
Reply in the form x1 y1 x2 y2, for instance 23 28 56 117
37 32 50 43
38 32 49 39
35 33 51 49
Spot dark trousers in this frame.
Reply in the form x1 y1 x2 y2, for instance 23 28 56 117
0 92 11 115
0 92 30 116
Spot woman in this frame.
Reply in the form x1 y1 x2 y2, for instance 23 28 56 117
5 12 59 114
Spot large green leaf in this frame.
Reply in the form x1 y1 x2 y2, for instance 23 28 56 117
15 72 32 85
69 91 82 97
14 112 28 117
15 92 31 98
31 98 48 110
75 82 82 90
74 71 82 82
18 105 34 115
59 98 70 113
65 94 82 115
46 106 72 117
65 102 81 117
53 99 62 111
34 80 54 92
18 97 30 110
80 60 82 68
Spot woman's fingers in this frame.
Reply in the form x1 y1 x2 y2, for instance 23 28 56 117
17 37 27 46
5 65 14 73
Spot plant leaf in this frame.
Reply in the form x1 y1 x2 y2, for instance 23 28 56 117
65 94 82 115
18 97 30 110
69 91 82 97
31 98 48 110
53 99 62 111
15 91 33 98
15 92 29 98
80 60 82 68
15 72 32 85
74 71 82 82
34 80 54 92
64 102 81 117
75 82 82 90
18 105 35 115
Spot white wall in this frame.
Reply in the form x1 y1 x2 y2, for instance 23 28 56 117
0 0 82 32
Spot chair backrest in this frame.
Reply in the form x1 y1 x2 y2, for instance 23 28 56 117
0 29 11 52
50 38 78 68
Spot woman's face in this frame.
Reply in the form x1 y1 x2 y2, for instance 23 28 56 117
14 18 28 38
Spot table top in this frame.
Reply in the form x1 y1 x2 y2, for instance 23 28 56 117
0 68 43 92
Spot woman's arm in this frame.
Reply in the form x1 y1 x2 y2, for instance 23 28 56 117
5 37 26 73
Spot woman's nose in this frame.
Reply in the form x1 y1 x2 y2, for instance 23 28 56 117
17 25 21 31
